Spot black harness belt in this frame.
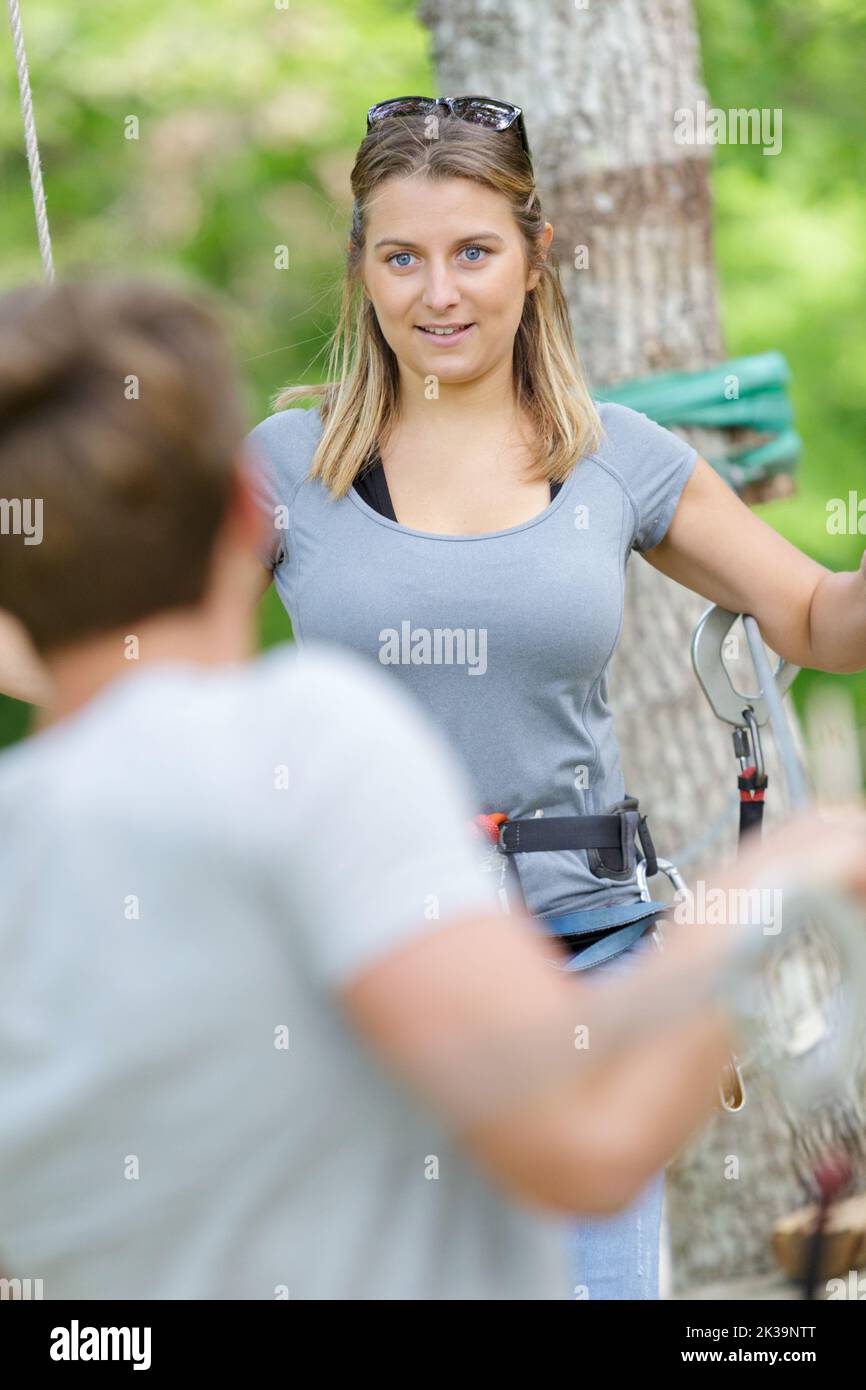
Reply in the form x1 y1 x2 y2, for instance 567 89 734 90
489 797 658 884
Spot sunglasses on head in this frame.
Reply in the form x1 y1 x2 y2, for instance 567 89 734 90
366 95 532 162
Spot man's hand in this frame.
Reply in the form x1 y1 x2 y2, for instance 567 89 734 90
700 799 866 907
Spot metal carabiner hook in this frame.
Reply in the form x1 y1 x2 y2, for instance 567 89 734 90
636 855 749 1111
741 706 766 787
719 1054 747 1112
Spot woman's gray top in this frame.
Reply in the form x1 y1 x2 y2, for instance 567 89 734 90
246 400 698 919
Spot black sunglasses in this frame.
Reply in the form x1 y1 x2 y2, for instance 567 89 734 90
366 95 532 162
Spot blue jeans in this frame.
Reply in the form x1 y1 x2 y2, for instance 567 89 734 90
541 904 668 1300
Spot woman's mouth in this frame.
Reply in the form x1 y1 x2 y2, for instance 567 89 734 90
415 322 475 346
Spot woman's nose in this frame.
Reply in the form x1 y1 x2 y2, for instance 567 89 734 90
421 265 461 312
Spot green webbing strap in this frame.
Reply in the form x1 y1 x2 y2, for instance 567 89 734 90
595 351 801 493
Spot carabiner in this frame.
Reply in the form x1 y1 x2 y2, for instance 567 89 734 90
719 1054 747 1113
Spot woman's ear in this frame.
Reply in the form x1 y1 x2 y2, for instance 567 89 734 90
526 222 554 291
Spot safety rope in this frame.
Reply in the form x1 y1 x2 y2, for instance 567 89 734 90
6 0 55 282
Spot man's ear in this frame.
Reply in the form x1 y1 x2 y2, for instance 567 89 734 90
229 448 271 556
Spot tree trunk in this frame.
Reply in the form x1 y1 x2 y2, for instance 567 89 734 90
417 0 859 1293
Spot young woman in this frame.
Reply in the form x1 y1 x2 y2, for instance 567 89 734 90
241 94 865 1299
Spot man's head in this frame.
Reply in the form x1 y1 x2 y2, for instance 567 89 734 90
0 277 257 661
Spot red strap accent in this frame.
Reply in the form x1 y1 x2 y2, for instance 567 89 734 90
469 812 509 845
803 1150 852 1299
738 765 766 802
814 1152 851 1202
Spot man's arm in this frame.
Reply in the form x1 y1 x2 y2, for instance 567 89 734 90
343 807 866 1216
342 901 734 1215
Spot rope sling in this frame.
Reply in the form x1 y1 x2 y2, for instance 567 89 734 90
598 350 800 493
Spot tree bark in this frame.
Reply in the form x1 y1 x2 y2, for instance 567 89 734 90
417 0 860 1293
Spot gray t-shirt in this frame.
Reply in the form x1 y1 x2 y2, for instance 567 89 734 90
0 643 568 1299
247 401 698 918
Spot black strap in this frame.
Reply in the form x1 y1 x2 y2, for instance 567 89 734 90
498 813 625 854
494 795 656 878
354 454 564 523
636 813 659 879
497 808 658 880
738 764 767 843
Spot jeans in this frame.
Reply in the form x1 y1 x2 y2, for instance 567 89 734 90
543 909 668 1300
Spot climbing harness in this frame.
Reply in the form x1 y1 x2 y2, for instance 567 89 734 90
470 797 670 964
470 788 743 1105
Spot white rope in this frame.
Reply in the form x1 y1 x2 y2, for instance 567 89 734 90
6 0 55 282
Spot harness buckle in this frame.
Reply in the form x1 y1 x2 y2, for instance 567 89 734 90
636 813 658 879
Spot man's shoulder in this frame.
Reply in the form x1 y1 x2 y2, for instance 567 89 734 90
0 644 434 827
255 640 424 735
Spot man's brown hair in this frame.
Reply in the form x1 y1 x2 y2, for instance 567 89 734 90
0 277 247 655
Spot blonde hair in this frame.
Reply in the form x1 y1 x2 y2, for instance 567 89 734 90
273 111 601 497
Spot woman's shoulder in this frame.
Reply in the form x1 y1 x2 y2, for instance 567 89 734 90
589 399 698 552
591 399 653 448
591 399 694 466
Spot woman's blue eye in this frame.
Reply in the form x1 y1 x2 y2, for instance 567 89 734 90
386 246 489 267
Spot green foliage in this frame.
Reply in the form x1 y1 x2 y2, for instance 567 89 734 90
1 0 864 775
694 0 866 763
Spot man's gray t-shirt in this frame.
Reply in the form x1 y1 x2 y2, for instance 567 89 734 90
0 643 568 1299
246 401 698 918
